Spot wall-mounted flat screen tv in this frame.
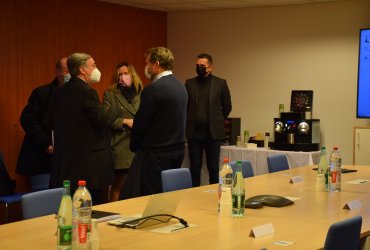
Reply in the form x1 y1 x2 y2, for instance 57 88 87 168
357 28 370 118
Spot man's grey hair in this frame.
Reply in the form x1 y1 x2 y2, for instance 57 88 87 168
67 53 91 76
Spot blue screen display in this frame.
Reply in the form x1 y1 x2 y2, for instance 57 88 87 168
357 29 370 118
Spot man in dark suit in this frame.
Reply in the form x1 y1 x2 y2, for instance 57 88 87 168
120 47 188 199
185 53 232 186
16 58 69 178
50 53 117 204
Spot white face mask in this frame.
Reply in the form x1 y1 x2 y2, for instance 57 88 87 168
90 68 101 83
144 65 151 79
63 73 71 83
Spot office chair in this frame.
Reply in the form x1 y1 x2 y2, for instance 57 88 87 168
30 174 50 191
324 215 362 250
229 160 254 178
21 188 63 219
0 193 25 224
267 154 289 173
161 168 192 192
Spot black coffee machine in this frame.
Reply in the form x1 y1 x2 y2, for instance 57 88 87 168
269 91 320 152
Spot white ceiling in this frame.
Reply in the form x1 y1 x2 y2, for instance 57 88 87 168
98 0 347 12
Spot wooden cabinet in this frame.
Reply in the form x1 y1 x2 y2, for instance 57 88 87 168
353 126 370 165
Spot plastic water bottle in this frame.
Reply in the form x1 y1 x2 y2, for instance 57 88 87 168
316 147 329 192
57 180 72 250
329 147 342 192
243 130 249 144
218 158 233 217
72 180 92 250
232 161 245 217
264 132 270 148
236 136 242 147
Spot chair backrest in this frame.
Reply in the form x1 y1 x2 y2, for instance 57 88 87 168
21 188 63 219
267 154 289 173
161 168 192 192
30 174 50 191
229 160 254 178
324 215 362 250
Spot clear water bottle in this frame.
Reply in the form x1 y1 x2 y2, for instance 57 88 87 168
236 136 242 147
57 180 72 250
218 158 233 217
72 180 92 250
232 161 245 217
316 147 329 192
329 147 342 192
264 132 270 148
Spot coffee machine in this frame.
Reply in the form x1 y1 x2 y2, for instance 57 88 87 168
269 113 320 151
269 90 320 152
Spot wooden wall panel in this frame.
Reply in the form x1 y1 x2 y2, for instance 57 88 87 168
0 0 22 186
0 0 167 192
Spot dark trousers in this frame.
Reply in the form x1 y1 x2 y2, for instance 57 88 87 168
188 132 221 187
119 144 185 200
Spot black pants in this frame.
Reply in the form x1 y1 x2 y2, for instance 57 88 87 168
119 144 185 200
188 131 221 187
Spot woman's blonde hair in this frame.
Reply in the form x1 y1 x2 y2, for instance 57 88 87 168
110 61 143 93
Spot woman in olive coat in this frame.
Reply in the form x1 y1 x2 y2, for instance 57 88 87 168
103 61 142 201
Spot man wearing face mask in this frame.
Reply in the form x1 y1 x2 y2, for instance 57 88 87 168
185 53 232 187
49 53 118 204
119 47 188 199
102 61 143 201
16 57 70 186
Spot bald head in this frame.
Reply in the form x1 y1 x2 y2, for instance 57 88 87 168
55 57 69 86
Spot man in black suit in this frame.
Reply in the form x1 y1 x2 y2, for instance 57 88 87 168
16 58 69 178
185 53 232 186
50 53 117 204
120 47 188 199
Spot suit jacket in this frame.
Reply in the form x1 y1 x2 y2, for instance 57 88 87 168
102 87 140 170
50 77 117 191
130 74 188 152
16 79 58 175
185 74 232 140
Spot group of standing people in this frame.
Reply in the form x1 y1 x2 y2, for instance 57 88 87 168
16 47 232 205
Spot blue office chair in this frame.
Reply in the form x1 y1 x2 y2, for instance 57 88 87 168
30 174 50 191
229 160 254 178
0 193 25 224
267 154 289 173
21 188 63 219
324 215 362 250
161 168 192 192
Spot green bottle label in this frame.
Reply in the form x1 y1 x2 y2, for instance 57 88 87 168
58 225 72 246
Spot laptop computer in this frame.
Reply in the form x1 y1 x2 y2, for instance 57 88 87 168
108 191 184 229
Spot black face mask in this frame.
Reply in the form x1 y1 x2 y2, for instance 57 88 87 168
196 65 207 78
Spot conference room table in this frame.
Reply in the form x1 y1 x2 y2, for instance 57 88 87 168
1 165 370 249
183 145 321 185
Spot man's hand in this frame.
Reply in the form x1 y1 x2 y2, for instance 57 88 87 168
45 145 53 154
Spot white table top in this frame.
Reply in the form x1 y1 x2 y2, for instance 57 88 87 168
182 145 320 185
